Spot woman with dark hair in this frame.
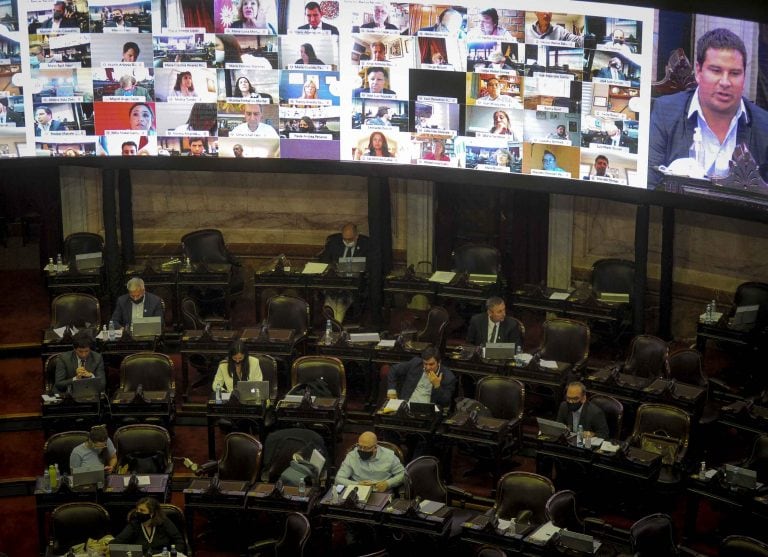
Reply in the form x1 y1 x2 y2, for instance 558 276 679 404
70 424 117 473
111 497 186 554
214 34 242 67
229 0 276 33
233 76 273 102
298 116 315 132
356 131 392 158
174 103 218 135
295 43 324 65
212 340 263 393
170 71 196 98
128 102 155 134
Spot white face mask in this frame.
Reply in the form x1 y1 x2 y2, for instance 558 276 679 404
215 49 225 64
343 240 355 248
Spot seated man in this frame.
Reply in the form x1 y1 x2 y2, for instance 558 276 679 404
387 346 456 409
555 381 609 439
319 223 369 263
466 296 522 346
70 424 117 473
111 277 164 328
335 431 404 492
54 331 106 394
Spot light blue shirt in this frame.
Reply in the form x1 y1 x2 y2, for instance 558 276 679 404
70 439 116 470
409 371 433 403
571 406 583 432
335 445 404 489
687 87 747 178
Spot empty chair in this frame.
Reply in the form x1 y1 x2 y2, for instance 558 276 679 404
492 471 555 524
628 403 691 485
113 424 173 474
591 259 634 298
44 431 89 475
537 318 590 375
290 355 346 405
49 502 111 556
248 512 311 557
63 232 104 266
198 432 263 486
720 535 768 557
452 244 500 275
414 305 450 351
267 295 310 340
617 335 668 384
50 293 101 329
118 352 175 392
666 349 706 387
545 490 584 532
589 394 623 439
629 513 678 557
181 228 236 265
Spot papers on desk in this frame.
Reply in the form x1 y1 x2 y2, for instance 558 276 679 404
53 325 78 338
377 339 397 349
302 262 328 274
539 359 559 370
41 394 60 403
527 521 562 545
428 271 456 284
514 353 533 366
122 475 151 487
548 291 571 301
349 332 381 343
342 484 372 502
96 329 124 340
699 311 723 324
381 399 404 413
599 441 621 454
418 499 444 515
221 392 231 401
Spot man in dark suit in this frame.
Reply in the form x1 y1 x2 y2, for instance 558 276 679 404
297 1 339 35
352 67 396 97
54 331 106 393
39 0 79 30
596 56 628 81
387 346 456 408
34 106 65 136
319 223 369 263
555 381 609 438
648 27 768 186
111 277 164 328
466 296 523 347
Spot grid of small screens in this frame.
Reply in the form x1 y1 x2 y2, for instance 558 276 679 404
0 0 650 186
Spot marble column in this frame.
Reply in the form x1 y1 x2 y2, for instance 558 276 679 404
59 166 103 237
403 179 434 271
547 193 573 289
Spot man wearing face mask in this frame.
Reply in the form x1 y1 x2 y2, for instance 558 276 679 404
319 222 370 264
110 277 164 329
335 431 404 492
39 0 79 30
555 381 609 439
54 331 106 394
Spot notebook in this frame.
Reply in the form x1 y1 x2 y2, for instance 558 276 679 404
74 252 102 271
537 417 570 440
725 464 761 490
109 544 145 557
71 377 100 401
236 380 269 403
71 464 105 488
337 256 366 274
132 316 162 337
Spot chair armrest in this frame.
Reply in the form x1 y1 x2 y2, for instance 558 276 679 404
248 538 278 556
447 485 473 506
196 460 219 476
583 517 606 535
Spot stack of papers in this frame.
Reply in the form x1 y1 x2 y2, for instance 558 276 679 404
539 359 559 370
428 271 456 284
548 291 571 301
376 339 397 348
381 399 404 413
342 484 372 502
302 262 328 274
599 441 621 454
122 475 151 487
418 499 444 514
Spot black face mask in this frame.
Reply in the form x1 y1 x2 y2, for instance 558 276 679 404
358 449 374 461
131 295 144 305
567 401 582 413
133 511 151 522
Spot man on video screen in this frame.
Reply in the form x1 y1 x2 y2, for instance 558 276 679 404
297 1 339 35
649 28 768 186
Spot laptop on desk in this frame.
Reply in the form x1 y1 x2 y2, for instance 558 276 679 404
71 377 100 401
336 256 366 274
725 464 762 490
132 316 162 337
74 252 102 272
71 464 105 488
537 417 570 441
236 380 269 403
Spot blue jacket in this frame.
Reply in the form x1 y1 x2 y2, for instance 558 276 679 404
388 357 456 408
648 89 768 186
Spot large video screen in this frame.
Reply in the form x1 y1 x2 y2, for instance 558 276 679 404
2 0 766 206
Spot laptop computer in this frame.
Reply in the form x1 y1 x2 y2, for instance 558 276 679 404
537 417 570 440
483 343 517 360
110 544 145 557
71 377 100 401
336 256 366 274
132 316 162 337
71 464 105 488
409 401 436 419
74 252 102 271
724 464 762 490
236 380 269 403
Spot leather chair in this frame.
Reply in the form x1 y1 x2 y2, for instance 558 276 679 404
589 394 623 439
290 355 346 407
63 232 104 266
161 504 190 557
666 349 719 427
741 434 768 483
248 512 311 557
629 403 691 485
476 548 507 557
591 258 634 298
537 318 590 375
616 335 668 387
118 352 175 392
48 502 111 556
44 353 60 394
267 295 310 343
452 244 501 275
721 535 768 557
113 424 173 474
260 428 328 484
727 282 768 332
181 297 229 330
629 513 679 557
199 432 263 485
44 431 89 475
181 228 244 310
50 293 101 329
545 490 583 532
414 305 450 352
403 456 474 536
492 471 555 524
477 376 525 422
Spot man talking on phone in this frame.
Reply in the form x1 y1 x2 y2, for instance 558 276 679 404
387 346 456 408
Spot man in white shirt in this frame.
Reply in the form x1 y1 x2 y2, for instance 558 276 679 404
230 104 278 137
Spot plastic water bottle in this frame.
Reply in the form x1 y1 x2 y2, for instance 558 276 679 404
108 320 116 341
689 127 704 170
102 324 107 339
161 547 169 557
42 469 51 492
699 461 707 480
255 387 261 404
324 319 332 345
48 257 54 272
170 545 178 557
49 464 58 490
576 425 584 448
215 385 222 404
711 299 717 317
56 253 63 273
298 477 306 496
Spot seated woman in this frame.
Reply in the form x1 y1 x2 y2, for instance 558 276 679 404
212 340 263 393
111 497 186 555
70 424 117 473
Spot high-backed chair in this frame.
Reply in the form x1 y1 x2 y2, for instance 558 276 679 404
113 424 173 474
741 434 768 483
452 244 500 275
591 259 634 298
267 295 310 344
290 355 346 406
48 502 111 556
629 403 691 485
615 335 668 387
63 232 104 266
545 490 584 532
414 305 450 352
537 318 590 375
666 349 719 428
492 471 555 524
248 512 311 557
181 228 235 265
118 352 175 392
589 394 623 439
629 513 679 557
720 535 768 557
44 431 89 475
50 293 101 329
161 504 191 557
43 353 60 394
181 297 229 330
199 432 263 486
260 428 328 484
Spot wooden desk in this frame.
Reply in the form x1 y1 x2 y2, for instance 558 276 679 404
206 398 270 459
